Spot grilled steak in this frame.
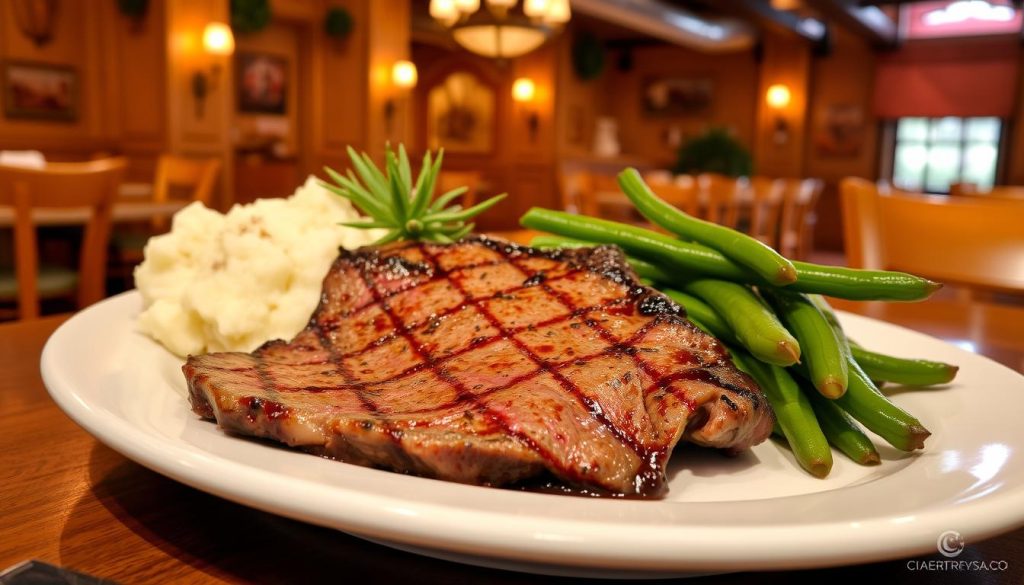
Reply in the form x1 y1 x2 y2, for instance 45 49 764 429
184 236 773 497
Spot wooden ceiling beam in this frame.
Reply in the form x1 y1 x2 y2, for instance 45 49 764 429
805 0 899 48
715 0 829 45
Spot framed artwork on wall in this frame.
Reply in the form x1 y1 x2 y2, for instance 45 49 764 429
426 70 495 154
2 61 77 121
642 77 713 117
814 103 865 157
236 52 288 115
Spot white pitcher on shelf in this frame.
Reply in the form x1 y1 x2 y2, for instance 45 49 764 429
592 117 621 158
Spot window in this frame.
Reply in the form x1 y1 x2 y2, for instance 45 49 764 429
892 117 1001 193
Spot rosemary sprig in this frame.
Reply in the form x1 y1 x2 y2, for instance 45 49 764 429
320 144 506 244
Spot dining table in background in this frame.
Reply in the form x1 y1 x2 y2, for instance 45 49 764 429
3 240 1024 583
0 182 186 227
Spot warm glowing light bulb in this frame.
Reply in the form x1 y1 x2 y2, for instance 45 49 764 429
392 60 418 90
770 0 801 10
766 84 791 109
524 0 550 18
545 0 571 23
512 78 536 103
430 0 460 26
202 22 235 56
454 0 481 13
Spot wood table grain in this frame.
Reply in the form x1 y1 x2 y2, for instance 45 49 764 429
3 299 1024 583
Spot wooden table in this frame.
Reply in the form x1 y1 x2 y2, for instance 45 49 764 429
0 200 187 227
3 301 1024 583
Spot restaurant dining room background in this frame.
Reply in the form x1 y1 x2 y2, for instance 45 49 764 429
1 0 1023 318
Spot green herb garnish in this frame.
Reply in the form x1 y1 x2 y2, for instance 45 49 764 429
320 143 506 244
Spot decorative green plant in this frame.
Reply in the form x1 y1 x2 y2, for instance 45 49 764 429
231 0 271 34
673 128 753 177
324 7 354 40
572 32 605 81
320 144 506 244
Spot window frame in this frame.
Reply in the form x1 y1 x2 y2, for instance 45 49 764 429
887 116 1005 194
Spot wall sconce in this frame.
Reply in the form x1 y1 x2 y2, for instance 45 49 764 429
11 0 58 47
766 83 791 145
512 77 538 142
192 22 235 119
385 60 418 133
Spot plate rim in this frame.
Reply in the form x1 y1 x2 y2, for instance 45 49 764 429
40 291 1024 573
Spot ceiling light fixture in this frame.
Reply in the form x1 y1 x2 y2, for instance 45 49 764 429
430 0 571 59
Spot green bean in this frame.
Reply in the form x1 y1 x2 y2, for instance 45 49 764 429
797 296 930 450
850 346 959 386
833 362 931 451
730 348 832 478
520 208 942 301
684 279 800 366
805 389 880 465
809 294 958 387
762 288 848 398
618 168 797 286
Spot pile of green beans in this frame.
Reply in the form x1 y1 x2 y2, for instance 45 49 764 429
522 168 958 478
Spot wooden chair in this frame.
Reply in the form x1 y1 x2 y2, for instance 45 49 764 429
778 178 823 260
151 154 221 230
747 176 785 248
697 173 744 228
0 158 126 320
437 170 483 209
840 177 1024 294
558 170 639 222
109 154 221 287
646 175 699 217
558 170 591 215
951 183 1024 201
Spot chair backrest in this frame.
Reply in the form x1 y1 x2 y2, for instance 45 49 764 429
153 154 221 206
840 177 1024 293
645 175 699 217
778 178 823 259
151 154 220 231
558 170 592 215
559 170 635 220
0 157 126 319
747 176 784 248
437 170 483 208
697 173 743 228
952 183 1024 201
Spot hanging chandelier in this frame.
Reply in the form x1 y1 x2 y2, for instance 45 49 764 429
429 0 571 59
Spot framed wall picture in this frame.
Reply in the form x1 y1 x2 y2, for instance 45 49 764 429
815 103 865 157
642 77 713 117
2 61 77 121
426 70 495 154
236 52 288 115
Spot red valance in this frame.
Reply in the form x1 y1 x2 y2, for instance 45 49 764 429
873 38 1019 119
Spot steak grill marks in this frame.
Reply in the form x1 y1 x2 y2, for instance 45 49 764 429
414 243 664 492
188 237 770 496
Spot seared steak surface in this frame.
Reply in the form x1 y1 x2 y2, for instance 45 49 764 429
184 237 773 497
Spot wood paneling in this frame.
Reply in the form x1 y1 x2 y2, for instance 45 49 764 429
234 23 302 156
411 42 560 231
804 28 879 251
0 1 109 152
755 34 812 179
313 0 369 168
605 44 759 168
365 0 412 159
165 0 232 207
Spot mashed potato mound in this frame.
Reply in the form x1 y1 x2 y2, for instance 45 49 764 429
135 175 380 357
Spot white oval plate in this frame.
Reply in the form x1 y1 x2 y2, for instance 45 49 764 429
42 292 1024 577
